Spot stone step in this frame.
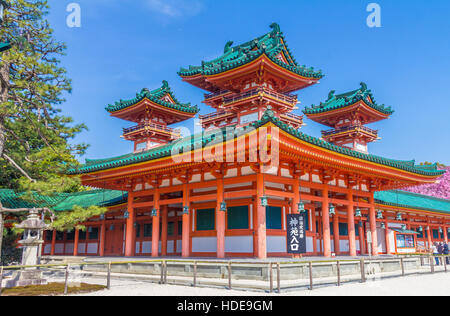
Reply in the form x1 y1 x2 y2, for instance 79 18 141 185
41 256 87 265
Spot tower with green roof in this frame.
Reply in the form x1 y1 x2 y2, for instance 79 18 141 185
178 23 323 131
106 80 199 153
303 82 394 154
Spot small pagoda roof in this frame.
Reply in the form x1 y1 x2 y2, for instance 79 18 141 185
68 110 444 178
303 82 394 124
106 80 199 118
178 23 323 92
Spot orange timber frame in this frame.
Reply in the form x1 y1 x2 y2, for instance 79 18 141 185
45 123 447 259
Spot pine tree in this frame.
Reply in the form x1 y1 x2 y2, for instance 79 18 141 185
0 0 87 188
0 1 106 263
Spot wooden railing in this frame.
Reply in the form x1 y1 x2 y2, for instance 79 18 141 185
222 88 298 106
204 90 230 100
322 125 378 137
280 112 304 122
198 111 234 121
123 123 180 136
1 255 447 295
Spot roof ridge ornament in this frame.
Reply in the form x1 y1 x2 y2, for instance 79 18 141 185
263 105 275 118
360 82 368 92
327 90 336 101
270 22 281 34
224 41 234 54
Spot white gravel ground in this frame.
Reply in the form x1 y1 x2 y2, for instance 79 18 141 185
66 272 450 296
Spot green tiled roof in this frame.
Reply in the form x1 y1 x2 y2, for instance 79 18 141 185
0 189 127 212
390 227 420 235
106 80 199 114
69 129 222 174
253 110 444 177
375 190 450 215
303 82 394 116
68 108 445 178
4 188 448 217
178 23 323 80
52 190 127 212
0 189 67 209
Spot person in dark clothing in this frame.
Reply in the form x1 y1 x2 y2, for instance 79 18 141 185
438 242 445 266
444 243 450 265
437 242 444 255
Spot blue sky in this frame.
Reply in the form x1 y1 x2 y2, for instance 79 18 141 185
47 0 450 165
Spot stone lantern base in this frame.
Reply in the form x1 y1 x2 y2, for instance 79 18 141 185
2 270 48 288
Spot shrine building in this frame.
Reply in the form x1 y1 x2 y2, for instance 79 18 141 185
30 24 448 259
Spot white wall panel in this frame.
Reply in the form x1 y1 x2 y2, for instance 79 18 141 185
192 237 217 253
167 240 175 253
65 243 74 254
377 228 386 253
267 236 287 253
306 237 314 252
340 240 349 252
87 243 98 254
135 242 141 254
78 243 85 254
225 236 253 253
142 241 151 253
43 244 51 254
55 244 64 254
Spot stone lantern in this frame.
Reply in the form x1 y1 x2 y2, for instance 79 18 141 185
15 208 50 266
3 209 49 288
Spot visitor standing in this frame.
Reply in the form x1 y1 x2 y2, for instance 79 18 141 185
432 243 440 266
443 242 450 265
438 242 444 265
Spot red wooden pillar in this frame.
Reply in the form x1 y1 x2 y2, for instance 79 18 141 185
161 205 168 257
322 186 331 258
73 229 79 257
181 183 190 258
255 172 267 259
333 212 340 255
292 178 300 214
99 221 106 257
312 208 317 255
216 177 225 258
444 226 448 244
152 187 160 257
369 193 379 256
124 191 135 257
427 226 432 249
347 190 357 257
50 230 56 256
359 222 366 255
385 219 391 254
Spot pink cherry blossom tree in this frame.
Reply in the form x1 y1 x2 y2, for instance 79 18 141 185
402 166 450 200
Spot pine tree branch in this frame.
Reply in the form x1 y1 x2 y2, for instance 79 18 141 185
1 152 36 182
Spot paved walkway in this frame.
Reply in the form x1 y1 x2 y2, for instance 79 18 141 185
65 272 450 296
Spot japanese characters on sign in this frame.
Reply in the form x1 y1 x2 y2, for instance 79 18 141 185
287 213 306 254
